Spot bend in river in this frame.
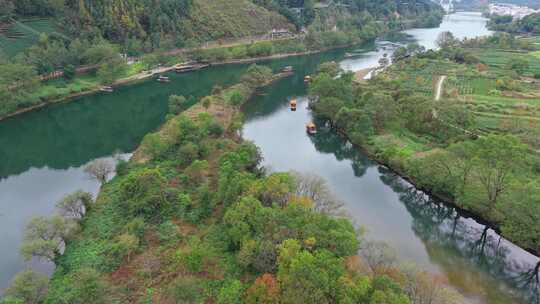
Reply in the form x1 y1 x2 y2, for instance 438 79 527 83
1 12 538 304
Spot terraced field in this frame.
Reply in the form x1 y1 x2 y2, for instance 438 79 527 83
0 18 66 57
388 46 540 146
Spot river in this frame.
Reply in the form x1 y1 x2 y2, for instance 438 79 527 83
0 12 538 303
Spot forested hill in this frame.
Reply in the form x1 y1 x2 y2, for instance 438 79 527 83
1 0 443 52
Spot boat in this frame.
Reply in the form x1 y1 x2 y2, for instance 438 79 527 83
304 75 312 83
306 122 317 135
282 66 294 73
290 99 297 111
99 86 114 93
157 75 170 82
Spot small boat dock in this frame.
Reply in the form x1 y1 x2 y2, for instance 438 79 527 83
174 63 210 73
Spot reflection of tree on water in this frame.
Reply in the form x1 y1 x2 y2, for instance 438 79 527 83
309 125 371 178
378 168 540 303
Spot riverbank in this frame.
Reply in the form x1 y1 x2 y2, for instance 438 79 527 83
0 9 448 123
307 44 540 257
331 125 536 253
0 40 360 123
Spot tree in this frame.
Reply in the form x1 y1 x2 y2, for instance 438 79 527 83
470 135 528 207
96 57 126 85
21 216 79 262
82 41 118 65
110 233 139 262
201 96 212 110
0 63 40 116
84 159 115 184
168 94 187 115
119 168 168 219
401 265 463 304
63 64 76 80
241 64 272 89
436 31 456 49
501 181 540 251
56 190 93 220
360 241 398 275
245 274 280 304
292 171 345 216
3 270 48 304
229 90 244 106
392 47 408 62
217 280 244 304
277 240 345 304
316 61 342 77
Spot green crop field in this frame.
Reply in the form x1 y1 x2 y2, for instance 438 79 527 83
471 49 540 76
0 18 67 57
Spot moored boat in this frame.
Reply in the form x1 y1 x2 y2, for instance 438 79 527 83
290 99 297 111
157 75 170 82
282 66 294 73
306 122 317 135
99 86 114 93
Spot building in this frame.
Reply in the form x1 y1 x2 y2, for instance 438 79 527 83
489 3 539 20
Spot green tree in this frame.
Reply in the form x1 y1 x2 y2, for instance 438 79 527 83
229 90 244 106
201 96 213 110
168 95 187 115
217 280 244 304
501 182 540 251
470 135 529 208
0 63 40 116
317 61 342 77
63 64 76 80
277 240 345 304
119 168 169 220
82 41 118 65
97 57 127 85
3 270 48 304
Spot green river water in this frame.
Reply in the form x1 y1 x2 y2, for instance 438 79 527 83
0 12 538 304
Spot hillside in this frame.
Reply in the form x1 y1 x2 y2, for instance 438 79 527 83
0 0 294 57
185 0 294 41
0 0 444 57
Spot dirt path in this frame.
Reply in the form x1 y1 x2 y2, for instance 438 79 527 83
435 75 447 101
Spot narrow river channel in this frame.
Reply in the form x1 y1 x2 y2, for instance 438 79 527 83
1 12 538 303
